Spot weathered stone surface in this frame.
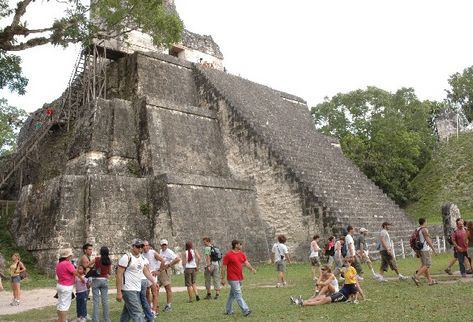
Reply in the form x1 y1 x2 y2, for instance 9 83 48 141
11 50 416 271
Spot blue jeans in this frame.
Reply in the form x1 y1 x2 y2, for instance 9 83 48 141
76 291 88 318
226 280 250 315
120 290 144 322
92 278 110 322
457 251 468 275
140 279 154 322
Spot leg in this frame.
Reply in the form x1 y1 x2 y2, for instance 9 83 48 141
77 291 88 319
121 290 145 322
225 281 235 314
302 295 332 306
92 283 100 322
100 282 110 322
457 252 466 276
212 264 221 297
165 285 173 305
140 280 154 322
204 268 212 298
228 281 250 314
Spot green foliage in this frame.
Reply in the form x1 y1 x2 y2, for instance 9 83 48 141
311 87 437 206
406 131 473 224
0 50 28 94
0 0 183 94
446 65 473 122
0 98 28 156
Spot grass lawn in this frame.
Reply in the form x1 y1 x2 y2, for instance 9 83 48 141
1 254 473 321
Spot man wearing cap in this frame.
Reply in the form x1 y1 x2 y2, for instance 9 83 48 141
116 239 157 322
355 228 379 278
377 222 408 282
159 239 181 312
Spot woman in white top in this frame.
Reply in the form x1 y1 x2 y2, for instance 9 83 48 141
314 265 339 297
309 235 321 280
182 241 201 302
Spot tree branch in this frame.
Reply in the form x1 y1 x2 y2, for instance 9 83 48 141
1 36 52 51
11 0 33 27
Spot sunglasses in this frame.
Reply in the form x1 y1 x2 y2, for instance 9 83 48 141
134 245 144 249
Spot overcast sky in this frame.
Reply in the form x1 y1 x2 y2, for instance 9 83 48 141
2 0 473 113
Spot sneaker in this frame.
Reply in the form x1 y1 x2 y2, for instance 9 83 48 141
196 295 200 301
411 275 420 286
163 304 172 312
353 299 359 304
466 269 473 274
224 311 234 316
204 294 212 300
86 315 92 321
214 294 219 300
276 283 281 288
290 296 297 305
444 268 452 275
243 310 252 317
398 275 409 281
282 281 287 287
378 277 388 282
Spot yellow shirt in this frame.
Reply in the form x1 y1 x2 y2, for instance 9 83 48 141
344 266 357 284
10 262 19 276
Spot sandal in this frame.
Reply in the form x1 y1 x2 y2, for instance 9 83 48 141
411 275 420 286
428 280 438 285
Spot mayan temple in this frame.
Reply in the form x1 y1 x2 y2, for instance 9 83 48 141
1 1 415 273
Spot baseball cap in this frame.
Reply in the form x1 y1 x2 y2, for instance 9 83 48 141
359 228 368 233
160 239 168 245
131 238 144 247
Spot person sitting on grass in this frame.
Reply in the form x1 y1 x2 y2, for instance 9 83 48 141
290 257 359 306
314 265 338 297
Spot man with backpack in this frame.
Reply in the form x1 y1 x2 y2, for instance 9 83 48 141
202 237 222 299
271 235 291 288
411 218 437 286
116 239 157 322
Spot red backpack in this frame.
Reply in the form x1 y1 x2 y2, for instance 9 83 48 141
409 227 424 251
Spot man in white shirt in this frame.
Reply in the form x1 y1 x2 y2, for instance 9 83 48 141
116 239 157 322
159 239 181 312
345 226 363 277
143 241 165 315
271 235 291 288
377 222 408 282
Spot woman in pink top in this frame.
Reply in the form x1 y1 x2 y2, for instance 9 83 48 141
55 248 79 322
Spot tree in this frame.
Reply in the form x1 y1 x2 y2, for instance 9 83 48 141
0 0 184 94
0 98 28 156
446 65 473 122
311 87 437 206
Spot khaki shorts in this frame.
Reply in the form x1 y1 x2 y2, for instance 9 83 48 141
184 268 197 287
204 263 221 291
420 251 432 267
276 260 286 272
158 269 171 287
310 256 321 266
380 250 398 272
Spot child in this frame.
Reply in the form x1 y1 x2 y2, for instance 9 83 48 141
291 257 360 306
75 265 89 322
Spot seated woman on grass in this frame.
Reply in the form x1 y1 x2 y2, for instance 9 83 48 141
314 265 338 297
291 257 361 306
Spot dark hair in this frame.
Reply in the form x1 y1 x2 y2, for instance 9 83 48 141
100 246 111 266
82 243 93 251
185 241 193 251
78 264 87 271
328 236 335 241
202 237 211 243
313 235 320 240
456 218 463 223
419 218 426 225
347 225 353 232
277 235 287 243
231 240 240 249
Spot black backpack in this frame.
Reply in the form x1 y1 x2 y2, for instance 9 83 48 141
210 246 223 262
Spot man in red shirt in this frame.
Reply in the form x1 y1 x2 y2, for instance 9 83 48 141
452 218 469 277
221 240 256 317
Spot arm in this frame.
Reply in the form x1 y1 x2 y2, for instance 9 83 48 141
271 251 275 264
422 228 437 255
195 250 201 270
143 264 157 286
115 266 125 302
244 260 256 274
168 253 181 268
380 235 390 254
220 264 227 286
285 251 291 264
153 252 166 273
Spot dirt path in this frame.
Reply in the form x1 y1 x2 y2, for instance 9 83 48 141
0 286 201 316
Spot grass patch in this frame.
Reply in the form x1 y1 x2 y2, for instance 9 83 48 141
1 254 471 321
406 131 473 224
